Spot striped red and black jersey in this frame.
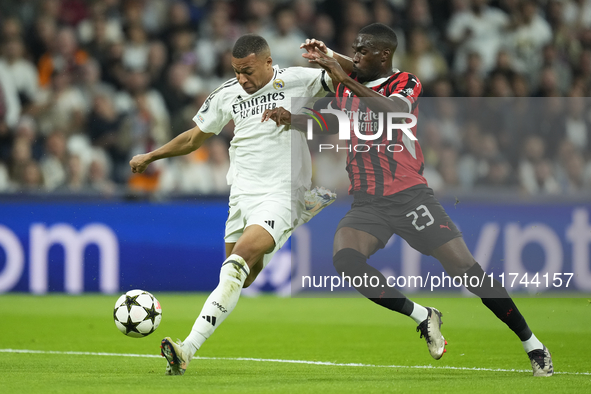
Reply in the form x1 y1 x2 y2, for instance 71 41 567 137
332 71 427 196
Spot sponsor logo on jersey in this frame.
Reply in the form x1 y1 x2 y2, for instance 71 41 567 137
273 79 285 89
231 92 286 119
402 87 414 96
197 114 205 123
264 220 275 229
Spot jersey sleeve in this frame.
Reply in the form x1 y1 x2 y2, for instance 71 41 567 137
387 73 422 113
294 67 335 96
192 85 232 134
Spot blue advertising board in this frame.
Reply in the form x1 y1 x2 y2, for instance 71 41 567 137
0 200 590 295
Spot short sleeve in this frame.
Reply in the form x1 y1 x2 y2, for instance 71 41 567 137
387 73 422 113
294 67 335 96
192 84 233 134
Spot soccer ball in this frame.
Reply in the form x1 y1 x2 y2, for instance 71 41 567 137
113 289 162 338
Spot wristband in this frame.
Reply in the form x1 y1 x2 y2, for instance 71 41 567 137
325 48 334 58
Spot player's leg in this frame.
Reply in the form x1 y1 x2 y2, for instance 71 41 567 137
162 224 274 373
399 187 552 375
162 194 294 375
332 205 445 359
430 237 553 376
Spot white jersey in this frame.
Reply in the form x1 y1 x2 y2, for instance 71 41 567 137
193 66 333 195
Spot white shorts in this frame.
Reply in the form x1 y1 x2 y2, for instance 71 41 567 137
224 188 305 267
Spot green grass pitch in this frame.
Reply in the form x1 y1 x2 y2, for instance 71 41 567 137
1 294 590 393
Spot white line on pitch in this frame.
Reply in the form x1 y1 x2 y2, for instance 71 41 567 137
1 349 587 376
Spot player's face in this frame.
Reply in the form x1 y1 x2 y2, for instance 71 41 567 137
231 53 273 95
351 34 385 83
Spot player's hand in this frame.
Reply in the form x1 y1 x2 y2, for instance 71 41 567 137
129 153 152 174
311 48 347 83
300 38 329 62
261 107 292 126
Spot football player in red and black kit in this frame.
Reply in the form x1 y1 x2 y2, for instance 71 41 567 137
262 23 552 377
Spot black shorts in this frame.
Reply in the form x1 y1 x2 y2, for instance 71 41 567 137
336 185 462 256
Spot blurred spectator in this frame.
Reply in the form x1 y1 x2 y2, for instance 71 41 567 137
207 137 232 194
78 2 124 49
17 160 44 191
9 135 33 182
1 16 23 41
122 23 150 71
458 123 486 189
77 58 116 111
161 1 195 47
167 28 198 70
26 15 58 63
0 160 10 191
56 154 87 192
401 28 448 86
311 14 337 50
562 94 590 151
161 62 204 122
558 150 590 193
476 155 516 188
195 4 241 76
447 0 509 74
147 41 169 89
518 135 561 194
14 115 43 160
244 0 275 35
59 0 90 27
265 7 308 68
88 149 117 195
87 93 124 176
506 0 552 76
0 37 40 107
158 153 214 194
0 61 22 129
37 27 89 88
39 130 68 190
32 69 86 136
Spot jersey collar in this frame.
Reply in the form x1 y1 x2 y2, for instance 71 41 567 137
362 69 400 88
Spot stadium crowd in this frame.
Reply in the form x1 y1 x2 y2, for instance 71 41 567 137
0 0 590 197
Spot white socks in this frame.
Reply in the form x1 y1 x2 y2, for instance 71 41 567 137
182 254 250 356
522 333 544 353
409 303 429 324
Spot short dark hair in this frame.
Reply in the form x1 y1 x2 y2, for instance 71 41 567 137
232 34 270 58
358 23 398 53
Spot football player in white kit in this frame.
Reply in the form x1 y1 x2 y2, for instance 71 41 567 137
129 34 335 375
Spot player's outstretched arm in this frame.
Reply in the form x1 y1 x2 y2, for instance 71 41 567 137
129 125 213 173
311 49 408 114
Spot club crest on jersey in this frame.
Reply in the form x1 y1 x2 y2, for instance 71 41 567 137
273 79 285 89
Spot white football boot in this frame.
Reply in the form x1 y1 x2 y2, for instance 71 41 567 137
528 346 554 377
160 337 192 376
416 307 447 360
300 186 337 224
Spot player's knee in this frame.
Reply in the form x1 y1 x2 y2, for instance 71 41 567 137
333 248 367 274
